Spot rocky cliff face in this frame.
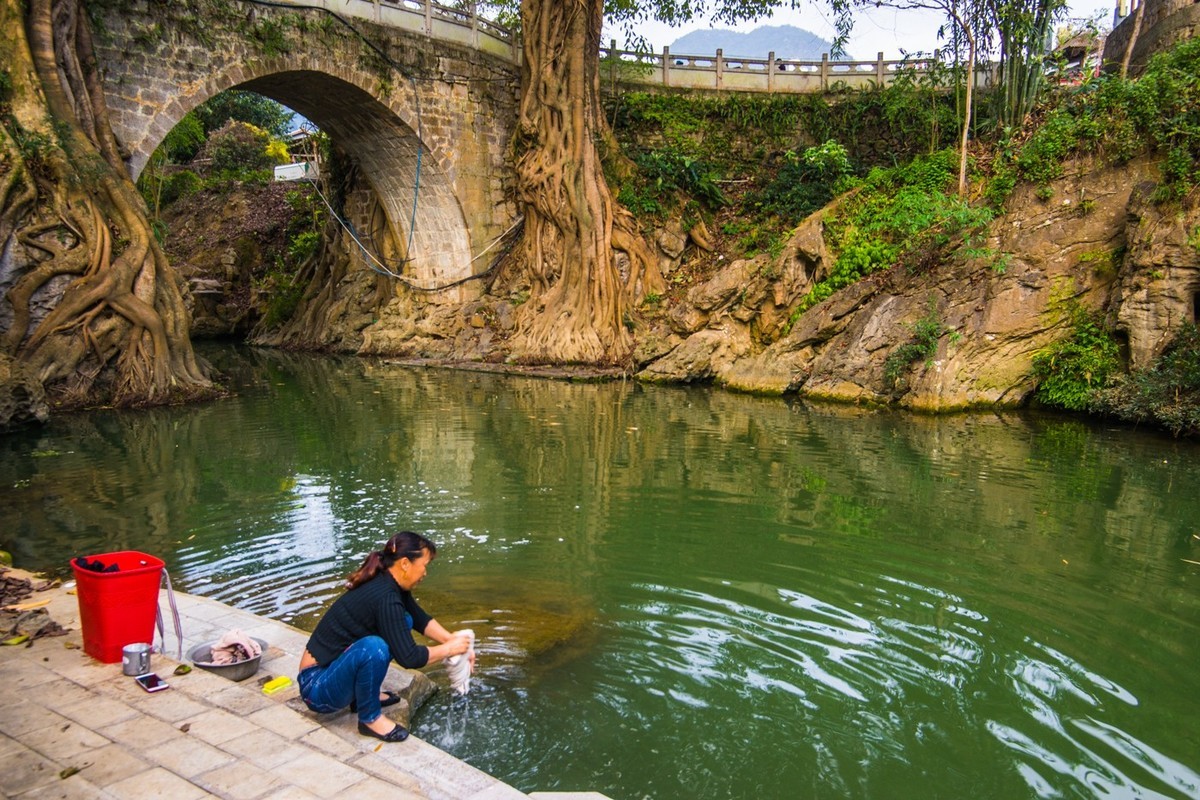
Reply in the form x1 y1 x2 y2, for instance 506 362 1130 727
1110 181 1200 370
235 152 1196 417
636 155 1199 411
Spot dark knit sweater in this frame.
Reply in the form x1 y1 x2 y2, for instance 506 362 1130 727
305 571 434 668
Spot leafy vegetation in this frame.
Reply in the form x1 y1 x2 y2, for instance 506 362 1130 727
138 91 296 219
988 37 1200 207
207 121 286 175
793 149 993 316
884 300 957 389
610 84 959 175
192 90 293 138
745 140 853 227
617 147 727 218
611 79 966 265
1094 323 1200 437
1031 303 1121 411
255 263 305 330
161 113 206 163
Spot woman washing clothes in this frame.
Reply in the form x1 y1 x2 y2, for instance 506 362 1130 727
298 531 473 742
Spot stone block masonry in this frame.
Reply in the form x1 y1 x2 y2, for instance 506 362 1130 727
90 0 520 301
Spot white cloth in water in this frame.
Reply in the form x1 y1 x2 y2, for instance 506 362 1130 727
209 629 262 665
444 629 475 695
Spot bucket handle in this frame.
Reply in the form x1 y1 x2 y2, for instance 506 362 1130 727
154 568 184 661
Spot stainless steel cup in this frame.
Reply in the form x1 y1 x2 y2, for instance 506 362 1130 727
122 642 151 676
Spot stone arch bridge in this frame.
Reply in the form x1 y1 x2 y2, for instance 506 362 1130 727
93 0 521 300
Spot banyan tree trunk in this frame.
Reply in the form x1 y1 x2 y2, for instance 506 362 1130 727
0 0 211 410
506 0 663 366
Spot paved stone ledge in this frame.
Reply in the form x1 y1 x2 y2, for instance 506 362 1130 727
0 569 609 800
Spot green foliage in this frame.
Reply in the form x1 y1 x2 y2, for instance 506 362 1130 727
744 140 854 227
884 300 956 389
792 150 992 318
1094 323 1200 437
193 90 292 138
988 37 1200 206
611 86 958 175
287 230 320 263
161 112 205 163
992 0 1069 128
619 146 727 219
156 169 202 206
250 16 293 57
283 187 326 265
286 189 324 233
1031 304 1120 411
207 121 275 173
721 219 787 258
257 261 305 329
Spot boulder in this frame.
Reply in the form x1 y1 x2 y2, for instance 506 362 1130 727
638 324 752 384
1111 182 1200 369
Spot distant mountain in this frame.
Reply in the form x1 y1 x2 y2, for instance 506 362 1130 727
669 24 849 60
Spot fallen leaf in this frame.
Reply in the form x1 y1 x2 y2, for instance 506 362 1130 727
173 664 192 675
4 599 50 611
179 723 191 733
59 767 80 779
2 634 29 646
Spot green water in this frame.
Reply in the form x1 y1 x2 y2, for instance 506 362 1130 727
3 346 1199 799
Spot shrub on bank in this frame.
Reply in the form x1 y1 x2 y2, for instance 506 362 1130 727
1094 324 1200 437
987 37 1200 207
1031 306 1121 412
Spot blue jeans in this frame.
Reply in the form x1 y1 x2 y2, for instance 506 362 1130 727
298 636 391 724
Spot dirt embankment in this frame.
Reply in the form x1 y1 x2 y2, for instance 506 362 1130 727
159 180 305 339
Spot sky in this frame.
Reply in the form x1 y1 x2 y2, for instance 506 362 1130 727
611 0 1119 60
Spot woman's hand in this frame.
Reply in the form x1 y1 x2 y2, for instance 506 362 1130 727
446 633 471 657
427 631 471 664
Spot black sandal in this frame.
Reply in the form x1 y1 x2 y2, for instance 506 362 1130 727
358 721 409 742
350 691 401 713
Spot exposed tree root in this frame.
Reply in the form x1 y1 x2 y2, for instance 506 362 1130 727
0 0 213 412
505 0 663 366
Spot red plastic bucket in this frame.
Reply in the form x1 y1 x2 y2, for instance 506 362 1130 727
71 551 164 663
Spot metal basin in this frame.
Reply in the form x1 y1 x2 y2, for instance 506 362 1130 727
187 637 268 681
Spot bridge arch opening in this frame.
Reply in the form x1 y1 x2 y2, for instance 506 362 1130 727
141 71 474 299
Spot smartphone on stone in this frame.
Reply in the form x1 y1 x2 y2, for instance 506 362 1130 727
134 672 169 692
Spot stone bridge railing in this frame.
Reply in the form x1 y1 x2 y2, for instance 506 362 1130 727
599 45 960 93
278 0 517 60
279 0 994 94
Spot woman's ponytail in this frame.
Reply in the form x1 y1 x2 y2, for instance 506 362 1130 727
345 530 438 589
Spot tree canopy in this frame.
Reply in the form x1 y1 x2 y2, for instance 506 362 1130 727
192 89 293 137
